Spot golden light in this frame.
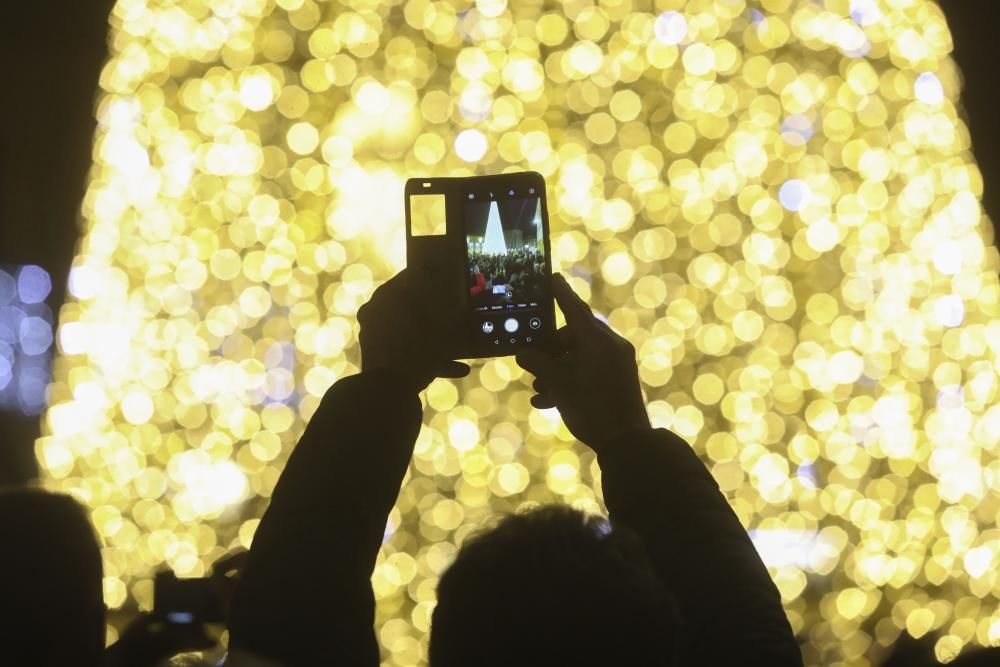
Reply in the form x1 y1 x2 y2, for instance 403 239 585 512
37 0 1000 664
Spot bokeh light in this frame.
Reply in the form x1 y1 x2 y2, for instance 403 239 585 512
39 0 1000 664
0 265 54 415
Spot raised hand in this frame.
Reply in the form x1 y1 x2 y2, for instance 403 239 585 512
516 274 650 449
358 267 470 393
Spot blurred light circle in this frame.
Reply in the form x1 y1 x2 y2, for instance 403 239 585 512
16 365 50 415
455 129 488 162
850 0 883 26
0 306 25 343
932 240 963 275
0 270 15 306
0 355 12 390
781 114 814 145
934 295 965 328
915 72 945 105
654 11 688 46
239 75 274 111
779 179 812 212
936 385 964 410
19 316 54 356
16 265 52 304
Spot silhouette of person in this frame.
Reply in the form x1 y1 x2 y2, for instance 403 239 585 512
0 487 105 666
226 270 803 666
0 487 238 666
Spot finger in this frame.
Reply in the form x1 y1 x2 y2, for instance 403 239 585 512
516 348 557 380
589 313 630 349
554 325 575 353
435 361 471 378
362 272 407 318
530 393 557 409
532 378 548 394
552 273 596 330
211 550 248 576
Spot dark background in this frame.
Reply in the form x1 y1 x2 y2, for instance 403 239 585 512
1 1 998 485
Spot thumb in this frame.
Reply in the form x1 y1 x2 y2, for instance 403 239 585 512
515 348 557 382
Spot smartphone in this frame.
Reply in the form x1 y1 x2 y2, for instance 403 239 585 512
153 571 224 625
405 172 556 359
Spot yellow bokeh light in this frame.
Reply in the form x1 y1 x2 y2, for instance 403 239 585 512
40 1 1000 664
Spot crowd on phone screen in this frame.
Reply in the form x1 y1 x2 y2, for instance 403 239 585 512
467 248 545 306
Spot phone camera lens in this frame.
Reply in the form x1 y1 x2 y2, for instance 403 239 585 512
508 189 515 196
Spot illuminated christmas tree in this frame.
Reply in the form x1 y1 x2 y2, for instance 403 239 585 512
482 200 507 255
39 1 1000 662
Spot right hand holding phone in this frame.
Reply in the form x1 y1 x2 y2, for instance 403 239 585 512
516 274 650 450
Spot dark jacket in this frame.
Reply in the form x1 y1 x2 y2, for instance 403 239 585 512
228 371 803 666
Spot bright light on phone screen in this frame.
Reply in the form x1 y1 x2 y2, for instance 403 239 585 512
166 611 196 624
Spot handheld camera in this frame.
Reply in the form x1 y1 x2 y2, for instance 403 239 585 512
153 570 224 625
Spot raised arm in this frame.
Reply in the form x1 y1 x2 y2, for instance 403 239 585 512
516 274 802 667
227 269 468 667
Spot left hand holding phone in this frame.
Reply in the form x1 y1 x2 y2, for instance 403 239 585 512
358 267 471 393
104 613 215 667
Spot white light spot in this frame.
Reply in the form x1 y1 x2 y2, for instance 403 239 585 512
455 129 488 162
121 390 155 425
835 19 870 57
915 72 945 106
936 385 964 411
779 179 812 212
58 322 89 356
355 81 390 114
934 295 965 328
68 266 101 300
383 516 396 544
750 528 831 569
239 75 274 111
797 464 818 489
208 461 248 506
654 11 688 46
932 239 963 275
103 133 150 173
850 0 883 26
844 38 872 59
458 86 492 122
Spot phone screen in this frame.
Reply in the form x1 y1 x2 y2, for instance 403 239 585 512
154 571 224 624
463 186 550 345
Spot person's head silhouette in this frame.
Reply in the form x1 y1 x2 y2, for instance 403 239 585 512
429 505 677 667
0 487 105 666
